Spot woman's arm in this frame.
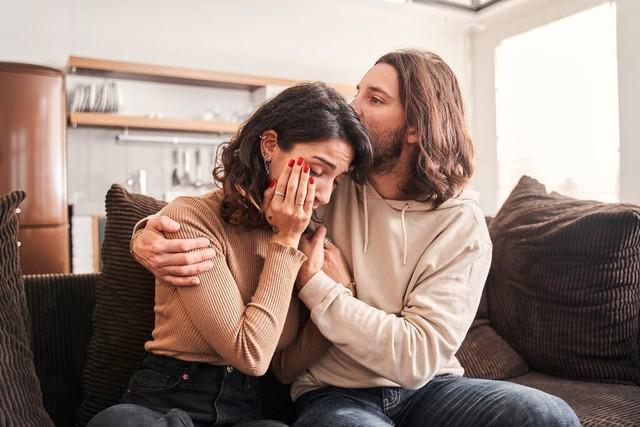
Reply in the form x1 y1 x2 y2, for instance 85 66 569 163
163 197 306 376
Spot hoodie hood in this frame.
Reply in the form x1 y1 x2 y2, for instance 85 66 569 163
357 181 480 265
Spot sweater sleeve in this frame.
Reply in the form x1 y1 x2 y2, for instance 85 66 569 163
297 239 492 389
270 302 332 384
162 197 307 376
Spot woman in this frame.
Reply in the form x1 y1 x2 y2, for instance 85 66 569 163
88 82 372 427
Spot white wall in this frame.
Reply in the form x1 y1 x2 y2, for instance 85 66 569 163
0 0 473 89
470 0 640 214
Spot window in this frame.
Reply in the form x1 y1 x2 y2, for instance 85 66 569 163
495 3 619 204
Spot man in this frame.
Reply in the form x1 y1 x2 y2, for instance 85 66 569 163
132 49 579 426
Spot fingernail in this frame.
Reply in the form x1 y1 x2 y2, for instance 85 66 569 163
206 262 214 269
192 277 200 285
269 179 276 188
310 176 315 184
303 164 309 173
297 157 304 166
288 159 295 168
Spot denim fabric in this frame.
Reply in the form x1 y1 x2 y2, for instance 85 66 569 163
293 374 581 427
87 353 288 427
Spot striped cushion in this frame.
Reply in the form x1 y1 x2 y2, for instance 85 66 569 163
0 191 53 426
76 185 166 425
457 319 529 380
510 371 640 426
487 176 640 385
25 273 97 427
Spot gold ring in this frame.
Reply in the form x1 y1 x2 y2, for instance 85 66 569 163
323 237 332 248
274 191 285 197
295 201 304 206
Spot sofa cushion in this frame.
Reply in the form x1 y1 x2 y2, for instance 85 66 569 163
0 191 54 426
25 273 97 427
457 319 529 380
487 176 640 385
76 185 166 425
510 371 640 427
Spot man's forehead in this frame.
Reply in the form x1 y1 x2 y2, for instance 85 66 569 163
358 63 399 98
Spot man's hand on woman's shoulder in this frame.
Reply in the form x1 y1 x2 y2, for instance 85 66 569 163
130 215 215 286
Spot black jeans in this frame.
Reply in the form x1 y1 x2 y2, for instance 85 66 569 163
88 353 287 427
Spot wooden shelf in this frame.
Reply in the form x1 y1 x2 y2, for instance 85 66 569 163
68 112 239 134
67 56 354 96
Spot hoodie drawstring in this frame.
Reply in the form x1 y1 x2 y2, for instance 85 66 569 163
363 185 369 254
401 203 411 266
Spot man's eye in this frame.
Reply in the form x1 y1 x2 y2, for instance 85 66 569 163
370 97 382 104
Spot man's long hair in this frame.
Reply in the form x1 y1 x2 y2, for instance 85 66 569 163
376 49 474 205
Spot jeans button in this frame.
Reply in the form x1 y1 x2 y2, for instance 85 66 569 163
226 366 234 373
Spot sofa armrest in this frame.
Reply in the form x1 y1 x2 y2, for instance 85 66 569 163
24 273 98 427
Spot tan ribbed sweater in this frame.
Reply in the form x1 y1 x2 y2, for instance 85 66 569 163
144 190 329 378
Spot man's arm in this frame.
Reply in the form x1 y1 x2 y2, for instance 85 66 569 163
130 214 215 285
297 239 492 389
270 304 332 384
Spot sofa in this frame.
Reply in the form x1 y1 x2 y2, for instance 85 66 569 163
2 176 640 426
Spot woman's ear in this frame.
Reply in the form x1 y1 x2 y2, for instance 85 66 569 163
260 129 279 161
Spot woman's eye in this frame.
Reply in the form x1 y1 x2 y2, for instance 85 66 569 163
310 169 323 177
370 97 383 105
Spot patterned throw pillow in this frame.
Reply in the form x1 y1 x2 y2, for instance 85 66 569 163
487 176 640 385
0 191 54 426
457 320 529 380
76 185 166 425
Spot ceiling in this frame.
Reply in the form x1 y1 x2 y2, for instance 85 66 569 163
411 0 508 12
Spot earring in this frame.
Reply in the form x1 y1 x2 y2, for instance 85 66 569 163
260 134 270 173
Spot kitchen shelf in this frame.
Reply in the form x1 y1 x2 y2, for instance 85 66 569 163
67 56 355 96
68 112 239 134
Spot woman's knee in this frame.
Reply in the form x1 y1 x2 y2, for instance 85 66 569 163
87 404 193 427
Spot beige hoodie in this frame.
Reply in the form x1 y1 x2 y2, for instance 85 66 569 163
292 178 492 400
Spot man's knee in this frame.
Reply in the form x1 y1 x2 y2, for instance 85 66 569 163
512 390 580 427
294 407 389 427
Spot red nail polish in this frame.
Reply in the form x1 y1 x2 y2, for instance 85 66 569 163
288 159 295 168
297 157 304 166
269 179 276 188
303 164 309 173
310 176 315 184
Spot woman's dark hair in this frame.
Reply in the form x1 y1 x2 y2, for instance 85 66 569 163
214 82 373 228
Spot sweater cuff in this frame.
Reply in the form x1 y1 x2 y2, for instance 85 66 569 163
267 241 307 267
298 271 341 310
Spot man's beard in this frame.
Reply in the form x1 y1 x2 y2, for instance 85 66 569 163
369 124 406 174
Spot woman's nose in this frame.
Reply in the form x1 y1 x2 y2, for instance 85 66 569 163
314 181 333 206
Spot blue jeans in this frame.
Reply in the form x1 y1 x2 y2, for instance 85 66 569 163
293 374 580 427
87 353 288 427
